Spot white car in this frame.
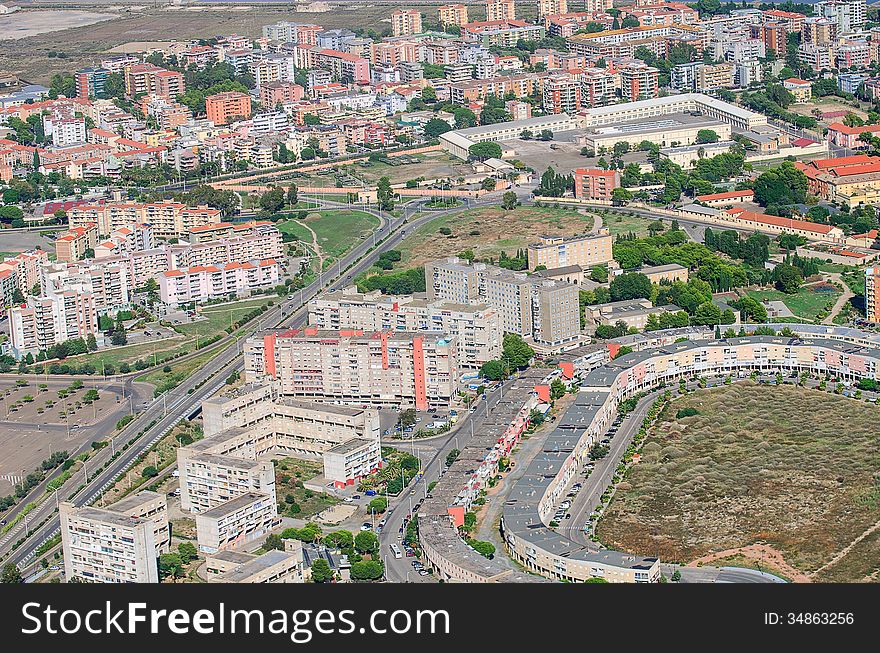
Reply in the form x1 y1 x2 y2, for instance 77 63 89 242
171 470 180 477
343 497 353 503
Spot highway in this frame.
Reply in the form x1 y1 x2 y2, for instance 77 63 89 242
2 193 495 570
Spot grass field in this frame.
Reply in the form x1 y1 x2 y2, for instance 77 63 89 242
602 210 653 238
747 283 841 322
596 383 880 582
177 298 272 340
399 205 595 268
277 210 378 260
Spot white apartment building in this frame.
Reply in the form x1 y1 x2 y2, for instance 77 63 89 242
426 257 581 351
323 437 382 489
104 491 171 554
60 502 161 583
195 492 280 554
208 547 305 583
158 259 280 305
251 110 290 134
817 0 865 34
50 118 87 147
308 286 502 369
244 328 458 411
178 451 276 515
527 233 613 270
191 382 382 488
8 289 98 357
39 259 131 315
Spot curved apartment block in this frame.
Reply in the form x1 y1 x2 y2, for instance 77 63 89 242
419 325 880 583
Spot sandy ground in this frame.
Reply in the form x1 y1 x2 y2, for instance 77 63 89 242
0 10 118 40
688 544 812 583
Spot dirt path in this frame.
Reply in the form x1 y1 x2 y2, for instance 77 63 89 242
295 220 325 270
688 544 812 583
822 272 854 325
812 518 880 576
584 209 602 233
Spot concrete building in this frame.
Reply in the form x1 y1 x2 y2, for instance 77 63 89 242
536 0 568 20
244 329 458 410
817 0 865 34
158 259 281 305
54 223 97 263
866 266 880 323
106 491 171 554
208 547 305 583
195 492 281 554
438 4 469 27
485 0 516 21
391 10 423 37
60 501 162 583
584 299 684 333
527 232 613 270
194 382 381 488
542 75 581 114
69 201 222 239
573 168 619 201
308 286 502 369
426 257 581 351
75 67 109 100
206 91 252 126
8 288 97 358
626 263 689 284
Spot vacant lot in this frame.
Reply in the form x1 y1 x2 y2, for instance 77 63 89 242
278 210 378 259
747 282 841 323
283 151 472 189
400 205 595 268
274 458 339 519
0 6 424 83
0 10 116 40
597 383 880 582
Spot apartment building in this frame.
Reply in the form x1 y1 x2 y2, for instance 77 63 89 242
782 77 812 103
158 259 280 305
618 60 660 101
323 438 383 489
123 63 186 99
94 223 154 259
542 75 581 114
178 452 277 515
245 329 458 410
461 20 544 47
817 0 865 34
426 257 581 350
866 266 880 323
196 382 381 485
439 4 469 27
54 223 97 262
308 286 502 368
59 502 161 583
260 81 305 106
206 91 252 126
75 67 109 99
8 289 97 357
527 231 614 270
208 547 305 583
802 16 837 45
485 0 516 21
0 250 48 304
195 492 280 554
69 201 223 239
391 10 423 37
40 258 131 315
536 0 568 20
573 168 620 202
106 491 171 554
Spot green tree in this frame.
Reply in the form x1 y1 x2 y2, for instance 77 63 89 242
350 560 384 581
480 359 506 381
753 162 808 207
424 118 452 138
696 129 720 144
501 190 518 210
691 301 723 326
310 558 334 583
354 530 379 555
178 541 198 562
376 176 395 211
259 187 285 214
264 533 284 551
468 141 502 161
157 554 184 581
773 262 803 294
1 563 22 583
287 184 298 206
610 272 652 301
502 333 534 369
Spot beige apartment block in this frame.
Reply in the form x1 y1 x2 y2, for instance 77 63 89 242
527 232 613 271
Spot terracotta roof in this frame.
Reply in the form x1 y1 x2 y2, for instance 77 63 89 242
696 189 754 202
725 209 836 235
827 122 880 136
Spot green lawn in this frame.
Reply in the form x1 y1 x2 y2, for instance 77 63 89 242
176 298 272 341
602 210 655 238
747 284 841 322
277 210 379 259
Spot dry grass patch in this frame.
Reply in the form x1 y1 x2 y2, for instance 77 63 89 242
597 382 880 582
